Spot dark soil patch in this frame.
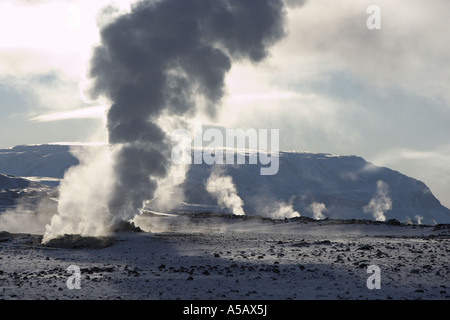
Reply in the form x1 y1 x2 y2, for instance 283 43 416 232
43 234 115 249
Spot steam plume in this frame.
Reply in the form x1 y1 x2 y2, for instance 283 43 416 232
42 0 286 240
363 180 392 222
415 215 423 225
270 199 300 219
252 195 300 219
43 145 114 243
308 202 326 220
206 168 245 216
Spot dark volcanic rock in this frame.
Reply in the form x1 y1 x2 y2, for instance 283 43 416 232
111 221 142 233
0 231 13 242
44 234 115 249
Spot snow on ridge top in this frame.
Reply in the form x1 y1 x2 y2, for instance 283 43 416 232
189 146 357 159
47 141 107 146
278 150 357 158
0 144 71 155
0 142 106 153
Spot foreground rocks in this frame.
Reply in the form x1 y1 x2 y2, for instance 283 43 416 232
0 217 449 300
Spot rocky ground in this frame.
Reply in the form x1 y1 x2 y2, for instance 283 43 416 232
0 214 449 300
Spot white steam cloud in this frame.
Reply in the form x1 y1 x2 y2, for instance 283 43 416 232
269 200 301 219
363 180 392 222
252 195 300 219
42 145 114 243
149 162 188 212
308 202 326 220
206 168 245 216
0 197 56 234
415 215 423 225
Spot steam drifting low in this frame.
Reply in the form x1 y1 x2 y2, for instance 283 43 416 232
363 180 392 222
43 0 287 242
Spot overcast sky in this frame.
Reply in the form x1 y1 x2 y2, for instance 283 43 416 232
0 0 449 208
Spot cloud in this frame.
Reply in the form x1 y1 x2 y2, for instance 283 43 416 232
280 0 450 103
30 106 107 122
283 0 308 9
226 91 302 103
0 1 102 77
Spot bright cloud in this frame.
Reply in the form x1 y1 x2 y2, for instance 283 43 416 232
30 105 107 122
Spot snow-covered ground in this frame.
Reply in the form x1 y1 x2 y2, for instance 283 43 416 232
1 212 449 300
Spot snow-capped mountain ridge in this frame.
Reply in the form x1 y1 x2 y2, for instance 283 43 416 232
0 144 79 180
0 144 449 224
174 149 449 224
